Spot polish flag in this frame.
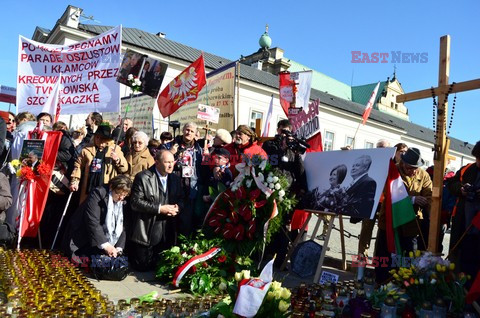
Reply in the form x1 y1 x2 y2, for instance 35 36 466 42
361 81 380 125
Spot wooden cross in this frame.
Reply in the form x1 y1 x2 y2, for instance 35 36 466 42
255 118 275 143
200 122 216 152
396 35 480 253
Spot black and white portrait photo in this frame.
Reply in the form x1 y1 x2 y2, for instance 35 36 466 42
304 148 394 219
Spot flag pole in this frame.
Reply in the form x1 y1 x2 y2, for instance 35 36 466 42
51 192 73 250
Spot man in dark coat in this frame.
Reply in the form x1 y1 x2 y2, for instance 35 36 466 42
449 140 480 287
345 155 377 218
128 149 184 271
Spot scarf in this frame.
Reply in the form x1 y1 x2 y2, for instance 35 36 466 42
103 192 124 246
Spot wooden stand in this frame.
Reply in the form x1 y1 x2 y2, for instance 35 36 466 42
280 210 347 284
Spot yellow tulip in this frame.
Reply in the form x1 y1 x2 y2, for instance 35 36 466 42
280 288 291 300
403 275 409 280
436 264 442 272
415 250 421 257
441 265 447 272
393 274 400 280
414 279 419 285
278 300 289 313
449 263 455 271
242 270 251 280
409 251 414 258
234 272 243 282
266 291 275 301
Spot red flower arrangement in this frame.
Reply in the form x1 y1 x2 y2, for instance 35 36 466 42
16 162 52 182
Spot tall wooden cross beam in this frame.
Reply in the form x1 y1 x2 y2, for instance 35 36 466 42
396 35 480 253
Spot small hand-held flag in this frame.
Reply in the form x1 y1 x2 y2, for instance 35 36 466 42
361 81 380 125
157 55 206 118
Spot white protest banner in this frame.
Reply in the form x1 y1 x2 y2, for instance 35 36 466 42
169 61 236 131
17 26 122 115
288 99 321 140
102 94 155 137
197 104 220 123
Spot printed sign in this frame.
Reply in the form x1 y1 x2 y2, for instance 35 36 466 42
319 271 339 285
17 26 122 115
197 104 220 123
20 139 45 167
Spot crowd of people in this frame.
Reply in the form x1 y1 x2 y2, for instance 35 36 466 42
0 111 478 289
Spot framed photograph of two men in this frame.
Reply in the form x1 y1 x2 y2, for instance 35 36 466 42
303 148 395 219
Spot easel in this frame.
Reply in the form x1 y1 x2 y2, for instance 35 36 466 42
396 35 480 253
279 210 347 283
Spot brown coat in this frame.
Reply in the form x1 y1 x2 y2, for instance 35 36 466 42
71 142 128 203
126 147 155 181
378 163 432 237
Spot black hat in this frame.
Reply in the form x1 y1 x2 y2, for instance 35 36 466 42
94 125 113 140
212 147 230 159
401 147 425 167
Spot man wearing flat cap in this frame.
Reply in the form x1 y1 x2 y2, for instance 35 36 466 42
374 147 432 283
70 124 128 204
224 125 267 176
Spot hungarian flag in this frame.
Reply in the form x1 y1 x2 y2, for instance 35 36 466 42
361 81 380 125
384 159 417 253
19 129 62 238
157 55 206 118
233 258 274 317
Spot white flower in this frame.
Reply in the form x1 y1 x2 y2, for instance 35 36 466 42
242 270 250 280
259 160 267 171
234 272 243 282
231 185 238 191
181 252 188 258
278 190 285 197
266 176 273 183
272 176 279 183
274 183 281 190
269 183 275 189
268 172 273 177
430 279 437 284
127 74 134 80
134 78 142 86
246 179 253 188
419 278 424 284
257 172 264 182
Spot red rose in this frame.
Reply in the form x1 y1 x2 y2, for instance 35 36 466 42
36 163 51 176
202 262 208 268
236 186 247 200
214 226 222 234
189 265 197 274
208 217 220 227
20 167 35 181
218 255 227 263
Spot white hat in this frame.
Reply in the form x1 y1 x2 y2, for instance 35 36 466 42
215 128 232 144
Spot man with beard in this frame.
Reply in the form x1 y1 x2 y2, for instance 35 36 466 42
162 122 206 236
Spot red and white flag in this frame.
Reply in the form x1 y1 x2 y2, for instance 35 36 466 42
361 81 380 125
262 95 274 137
233 258 275 317
19 130 62 238
157 55 206 118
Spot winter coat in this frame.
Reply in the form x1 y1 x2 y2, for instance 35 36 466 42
126 147 155 181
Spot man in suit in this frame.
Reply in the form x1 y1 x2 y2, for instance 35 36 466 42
143 63 165 98
346 155 377 218
128 149 184 271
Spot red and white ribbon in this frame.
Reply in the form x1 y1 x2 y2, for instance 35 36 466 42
172 247 222 287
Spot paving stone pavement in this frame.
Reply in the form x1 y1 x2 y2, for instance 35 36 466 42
93 215 450 303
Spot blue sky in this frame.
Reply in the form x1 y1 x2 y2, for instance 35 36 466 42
1 0 479 144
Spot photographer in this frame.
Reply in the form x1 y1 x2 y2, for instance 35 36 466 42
449 140 480 284
262 120 307 267
262 119 307 195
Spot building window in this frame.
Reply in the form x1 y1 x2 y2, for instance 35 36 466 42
324 131 335 151
249 110 263 130
346 136 355 149
391 102 394 107
365 141 374 149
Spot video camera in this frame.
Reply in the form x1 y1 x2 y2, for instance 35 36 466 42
280 129 310 154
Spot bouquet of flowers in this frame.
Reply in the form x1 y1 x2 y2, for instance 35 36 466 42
127 74 142 93
204 155 297 256
155 234 254 296
210 273 291 318
388 250 468 313
10 159 51 182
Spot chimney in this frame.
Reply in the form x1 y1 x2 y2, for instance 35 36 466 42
156 32 166 38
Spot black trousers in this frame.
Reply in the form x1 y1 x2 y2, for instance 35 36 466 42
127 240 170 272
